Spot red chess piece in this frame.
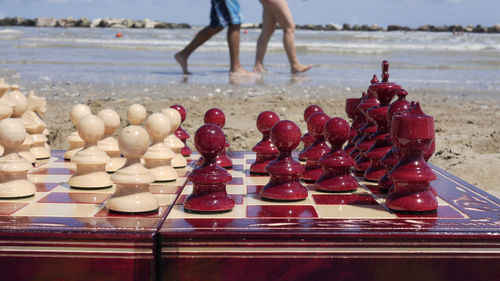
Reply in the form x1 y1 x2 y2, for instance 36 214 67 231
250 111 280 174
316 117 358 192
299 105 323 161
261 120 308 201
386 103 438 214
379 89 411 193
170 104 192 156
364 61 401 182
203 108 232 168
300 112 330 182
184 124 234 213
343 97 362 155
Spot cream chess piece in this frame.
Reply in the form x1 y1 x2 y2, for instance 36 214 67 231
0 103 13 156
68 115 112 189
64 104 91 160
23 91 50 159
127 104 147 126
97 108 125 173
0 118 36 198
162 108 187 168
143 113 177 182
0 79 10 99
8 85 35 164
106 125 158 213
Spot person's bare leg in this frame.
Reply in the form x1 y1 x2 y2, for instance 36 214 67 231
266 0 312 73
175 26 223 74
227 24 255 76
254 7 276 73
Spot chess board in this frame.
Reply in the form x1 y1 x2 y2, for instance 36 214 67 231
159 151 500 281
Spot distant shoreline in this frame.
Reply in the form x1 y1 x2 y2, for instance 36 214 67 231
1 16 499 33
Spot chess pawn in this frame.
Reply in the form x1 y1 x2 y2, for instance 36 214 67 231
97 109 125 173
0 79 9 97
300 112 330 182
299 105 323 161
184 124 234 213
316 118 358 192
170 104 192 156
343 97 362 155
143 113 177 182
127 104 147 126
386 103 438 214
162 108 187 168
68 115 112 189
203 108 232 168
0 103 13 156
106 126 158 213
0 118 36 198
250 111 280 174
261 120 308 201
8 85 35 164
64 104 91 160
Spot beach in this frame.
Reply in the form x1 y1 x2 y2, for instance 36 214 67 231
0 26 499 196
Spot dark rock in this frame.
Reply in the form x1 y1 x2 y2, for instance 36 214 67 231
0 17 14 25
176 23 191 29
154 22 175 28
76 18 91 28
368 24 383 31
56 17 76 27
487 24 500 33
324 24 338 31
417 24 432 32
342 23 352 31
448 24 463 32
473 24 486 33
132 20 145 28
431 25 449 32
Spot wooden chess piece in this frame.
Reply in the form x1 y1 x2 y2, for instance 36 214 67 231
170 104 192 156
386 103 438 214
300 112 331 182
0 102 13 156
143 113 177 182
0 118 36 198
250 111 280 174
203 108 232 168
261 120 308 201
68 115 112 189
0 79 9 98
299 105 323 161
64 104 91 160
23 91 50 160
316 117 358 192
162 108 187 168
97 108 125 173
184 124 234 213
8 85 35 164
364 61 401 181
106 126 158 213
127 103 147 126
343 97 362 155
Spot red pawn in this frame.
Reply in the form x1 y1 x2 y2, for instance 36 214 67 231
203 108 232 168
184 124 234 213
343 97 362 155
299 105 323 161
250 111 280 174
261 120 307 201
170 104 192 156
300 112 330 182
316 118 358 192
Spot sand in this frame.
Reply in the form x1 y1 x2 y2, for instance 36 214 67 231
2 72 499 197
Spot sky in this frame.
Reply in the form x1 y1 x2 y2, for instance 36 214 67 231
0 0 498 28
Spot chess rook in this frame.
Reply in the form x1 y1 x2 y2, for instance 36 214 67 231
261 120 308 201
299 105 323 161
163 108 187 168
68 115 112 189
184 124 234 213
106 125 158 213
300 112 331 182
64 104 91 160
170 104 192 156
386 103 438 214
203 108 232 168
250 111 280 174
0 118 35 198
316 117 358 193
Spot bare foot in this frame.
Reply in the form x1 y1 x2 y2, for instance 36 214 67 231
253 64 266 73
230 67 260 78
174 52 191 75
291 64 313 74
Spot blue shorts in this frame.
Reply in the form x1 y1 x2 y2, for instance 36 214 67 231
210 0 242 27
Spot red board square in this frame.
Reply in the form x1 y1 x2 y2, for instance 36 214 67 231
364 183 383 194
176 194 244 205
312 194 378 205
0 202 28 215
35 182 60 192
247 205 318 218
29 168 74 175
38 192 110 204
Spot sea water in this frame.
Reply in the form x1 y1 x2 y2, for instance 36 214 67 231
0 26 499 92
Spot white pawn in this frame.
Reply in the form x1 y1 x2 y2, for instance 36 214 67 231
143 113 177 182
0 78 10 99
162 108 187 168
64 104 91 160
106 126 158 213
127 104 147 126
0 118 36 198
8 85 35 164
97 109 125 173
68 115 112 189
0 103 13 156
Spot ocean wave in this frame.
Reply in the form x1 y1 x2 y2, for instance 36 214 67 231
0 29 23 34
